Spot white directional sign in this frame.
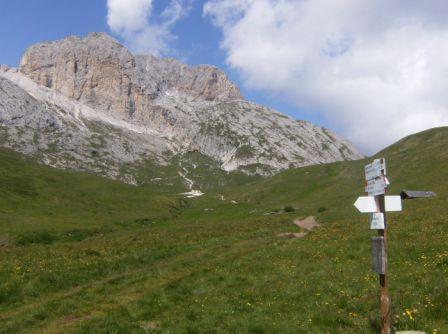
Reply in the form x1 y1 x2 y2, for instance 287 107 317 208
384 195 402 212
365 176 388 196
354 196 378 213
370 213 385 229
365 158 386 181
354 196 402 213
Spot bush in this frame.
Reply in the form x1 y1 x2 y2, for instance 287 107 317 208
317 207 326 213
15 230 57 246
284 206 296 212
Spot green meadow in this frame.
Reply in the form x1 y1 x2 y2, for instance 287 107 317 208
0 127 447 333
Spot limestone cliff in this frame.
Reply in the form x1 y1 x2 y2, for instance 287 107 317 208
0 32 363 187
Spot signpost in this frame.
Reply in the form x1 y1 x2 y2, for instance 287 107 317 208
354 159 435 333
354 158 398 334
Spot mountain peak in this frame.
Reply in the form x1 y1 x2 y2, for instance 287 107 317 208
19 32 242 106
86 31 119 42
1 33 362 185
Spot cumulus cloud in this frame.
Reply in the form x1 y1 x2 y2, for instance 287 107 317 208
204 0 448 153
107 0 190 56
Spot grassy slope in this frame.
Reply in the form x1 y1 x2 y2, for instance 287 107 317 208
131 151 258 193
0 128 447 333
0 148 184 241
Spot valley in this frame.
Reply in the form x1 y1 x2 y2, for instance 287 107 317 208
0 127 446 333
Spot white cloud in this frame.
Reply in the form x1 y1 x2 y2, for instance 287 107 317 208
107 0 190 56
204 0 448 153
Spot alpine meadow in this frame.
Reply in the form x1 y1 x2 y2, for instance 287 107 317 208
1 2 448 333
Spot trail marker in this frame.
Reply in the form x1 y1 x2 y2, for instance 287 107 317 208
370 213 385 230
400 190 436 199
354 196 377 213
365 176 388 196
354 158 394 334
354 196 402 213
365 158 386 181
354 159 435 334
384 196 402 212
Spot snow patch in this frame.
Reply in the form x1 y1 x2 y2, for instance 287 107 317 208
182 190 205 198
178 158 205 198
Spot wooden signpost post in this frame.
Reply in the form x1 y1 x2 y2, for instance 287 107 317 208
354 158 402 334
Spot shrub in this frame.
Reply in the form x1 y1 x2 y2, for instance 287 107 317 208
284 205 296 212
15 230 57 246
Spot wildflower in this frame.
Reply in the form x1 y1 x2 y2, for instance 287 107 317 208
405 309 414 320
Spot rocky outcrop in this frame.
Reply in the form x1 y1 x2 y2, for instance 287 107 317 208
0 70 167 183
0 32 362 185
20 33 242 121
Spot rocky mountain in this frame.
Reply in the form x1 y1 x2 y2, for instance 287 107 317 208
0 32 363 190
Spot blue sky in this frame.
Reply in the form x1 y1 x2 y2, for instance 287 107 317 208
2 1 448 153
0 1 107 66
0 0 321 130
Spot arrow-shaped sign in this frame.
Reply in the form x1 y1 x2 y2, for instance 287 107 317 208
354 196 402 213
354 196 377 212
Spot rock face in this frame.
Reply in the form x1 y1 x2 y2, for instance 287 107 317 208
0 68 167 183
0 32 363 186
20 33 242 120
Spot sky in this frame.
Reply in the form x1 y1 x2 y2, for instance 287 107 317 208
1 0 448 154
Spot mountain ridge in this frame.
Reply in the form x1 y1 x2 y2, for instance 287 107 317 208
0 32 363 188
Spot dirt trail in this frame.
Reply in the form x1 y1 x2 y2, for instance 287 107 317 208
277 232 307 239
278 216 320 239
293 216 320 231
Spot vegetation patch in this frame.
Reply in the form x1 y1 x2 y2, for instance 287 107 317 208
235 144 255 159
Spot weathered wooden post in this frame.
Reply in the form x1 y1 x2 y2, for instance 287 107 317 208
376 194 391 334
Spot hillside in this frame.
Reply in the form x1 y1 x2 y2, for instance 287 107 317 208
0 147 184 240
211 126 448 216
0 128 447 333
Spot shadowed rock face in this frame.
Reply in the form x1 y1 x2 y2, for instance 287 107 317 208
0 32 363 185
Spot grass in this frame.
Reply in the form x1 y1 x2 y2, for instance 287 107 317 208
0 128 447 333
0 148 183 240
124 151 258 193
